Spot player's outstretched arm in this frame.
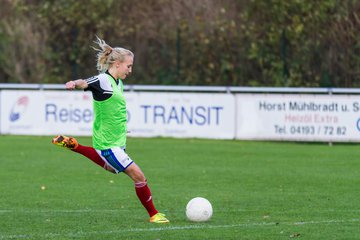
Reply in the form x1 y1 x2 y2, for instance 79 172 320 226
65 79 88 90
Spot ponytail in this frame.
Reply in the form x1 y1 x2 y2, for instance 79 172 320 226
93 36 134 73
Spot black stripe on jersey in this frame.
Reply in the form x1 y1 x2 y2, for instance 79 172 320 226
86 76 99 84
85 76 112 101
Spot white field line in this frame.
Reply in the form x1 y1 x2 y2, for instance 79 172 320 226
1 209 360 214
0 218 360 239
0 209 120 213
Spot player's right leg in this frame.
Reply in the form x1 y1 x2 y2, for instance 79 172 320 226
52 135 116 173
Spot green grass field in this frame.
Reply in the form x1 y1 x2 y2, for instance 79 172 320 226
0 135 359 239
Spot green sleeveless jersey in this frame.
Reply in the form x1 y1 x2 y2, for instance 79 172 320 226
92 76 127 149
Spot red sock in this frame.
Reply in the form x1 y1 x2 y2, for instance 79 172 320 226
72 144 106 168
135 182 158 217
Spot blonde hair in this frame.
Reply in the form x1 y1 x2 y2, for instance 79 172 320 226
93 36 134 73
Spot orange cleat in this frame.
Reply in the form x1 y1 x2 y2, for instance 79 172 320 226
52 135 78 150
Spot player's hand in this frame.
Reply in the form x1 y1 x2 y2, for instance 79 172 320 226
65 81 76 90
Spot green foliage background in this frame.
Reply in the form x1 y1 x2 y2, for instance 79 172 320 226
1 0 360 87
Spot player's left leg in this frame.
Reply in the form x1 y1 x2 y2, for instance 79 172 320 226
124 164 157 216
124 163 169 223
99 147 169 223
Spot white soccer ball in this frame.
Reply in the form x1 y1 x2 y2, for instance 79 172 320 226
186 197 213 222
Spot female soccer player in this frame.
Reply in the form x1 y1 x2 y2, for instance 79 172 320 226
52 37 169 223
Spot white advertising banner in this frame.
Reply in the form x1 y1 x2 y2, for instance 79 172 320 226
0 90 235 139
0 90 93 136
236 94 360 142
125 92 235 139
